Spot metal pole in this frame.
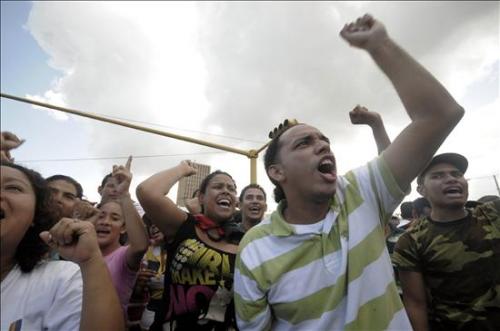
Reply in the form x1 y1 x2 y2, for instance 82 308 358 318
256 141 271 154
494 175 500 196
250 157 257 184
1 92 251 157
248 150 258 184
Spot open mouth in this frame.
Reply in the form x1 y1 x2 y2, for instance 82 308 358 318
249 206 261 214
317 157 337 182
152 233 163 240
96 229 111 236
216 198 232 209
443 187 463 197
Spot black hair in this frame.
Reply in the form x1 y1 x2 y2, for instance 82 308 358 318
239 184 267 203
199 170 236 195
264 132 287 203
46 174 83 199
3 163 56 273
400 201 413 219
100 173 113 188
197 170 236 216
231 210 242 224
142 213 153 227
412 197 431 218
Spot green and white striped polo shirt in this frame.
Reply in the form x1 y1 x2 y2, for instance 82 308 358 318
234 156 412 330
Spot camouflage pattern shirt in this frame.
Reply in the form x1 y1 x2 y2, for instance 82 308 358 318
392 200 500 330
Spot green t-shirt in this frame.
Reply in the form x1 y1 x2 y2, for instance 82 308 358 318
393 200 500 330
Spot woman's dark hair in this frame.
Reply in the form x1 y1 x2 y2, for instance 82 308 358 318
264 134 286 203
199 170 236 195
197 170 236 215
46 174 83 199
3 163 56 273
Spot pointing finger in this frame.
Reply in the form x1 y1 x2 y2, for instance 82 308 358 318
125 155 132 171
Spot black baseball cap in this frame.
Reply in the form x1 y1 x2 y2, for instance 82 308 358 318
417 153 468 185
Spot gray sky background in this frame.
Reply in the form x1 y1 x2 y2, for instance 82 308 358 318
1 1 499 210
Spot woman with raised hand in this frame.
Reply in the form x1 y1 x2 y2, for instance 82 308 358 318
136 160 241 330
92 156 149 317
0 161 124 331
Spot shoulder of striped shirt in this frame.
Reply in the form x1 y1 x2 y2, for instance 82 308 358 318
238 158 382 255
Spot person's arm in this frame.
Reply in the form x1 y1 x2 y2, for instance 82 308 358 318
341 15 464 190
136 160 196 237
0 131 24 162
349 105 391 155
398 270 429 331
72 199 99 220
40 219 124 331
113 156 149 270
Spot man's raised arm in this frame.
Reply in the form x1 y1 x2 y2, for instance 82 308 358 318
341 14 464 190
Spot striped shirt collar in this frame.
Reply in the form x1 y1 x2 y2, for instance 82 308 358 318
270 199 339 236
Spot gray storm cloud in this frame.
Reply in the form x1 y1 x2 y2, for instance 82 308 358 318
196 1 497 142
23 1 499 202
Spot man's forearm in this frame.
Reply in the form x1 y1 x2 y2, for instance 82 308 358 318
369 38 463 121
404 301 429 331
370 121 391 155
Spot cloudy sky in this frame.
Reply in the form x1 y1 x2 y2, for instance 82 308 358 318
1 1 499 211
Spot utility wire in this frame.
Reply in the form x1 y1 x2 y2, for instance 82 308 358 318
17 151 228 163
467 174 500 180
16 153 500 182
87 113 266 145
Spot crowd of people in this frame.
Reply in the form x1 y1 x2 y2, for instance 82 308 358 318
1 14 499 331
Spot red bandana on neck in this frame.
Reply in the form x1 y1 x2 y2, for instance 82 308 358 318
194 214 225 240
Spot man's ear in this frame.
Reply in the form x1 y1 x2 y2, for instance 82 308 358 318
97 186 103 196
416 184 425 196
267 164 285 184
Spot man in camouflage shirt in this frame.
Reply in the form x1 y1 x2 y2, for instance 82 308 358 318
392 153 500 331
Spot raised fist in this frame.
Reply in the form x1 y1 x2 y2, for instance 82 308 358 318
179 160 197 177
349 105 382 127
340 14 389 53
0 131 24 162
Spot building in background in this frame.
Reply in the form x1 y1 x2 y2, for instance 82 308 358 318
176 162 210 207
